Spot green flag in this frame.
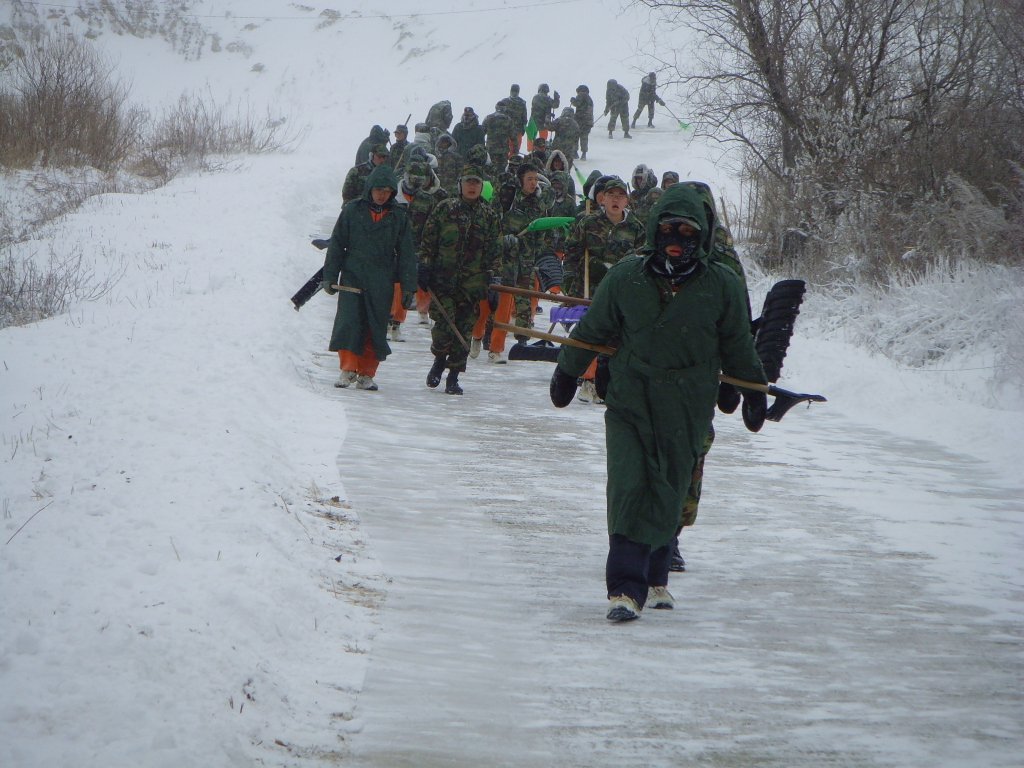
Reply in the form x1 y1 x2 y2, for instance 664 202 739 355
482 180 494 202
525 118 538 142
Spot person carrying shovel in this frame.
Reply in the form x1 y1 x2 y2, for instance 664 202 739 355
548 182 768 622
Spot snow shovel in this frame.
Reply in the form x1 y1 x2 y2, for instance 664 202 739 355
427 288 469 351
516 216 575 237
662 104 692 132
494 323 826 422
289 238 331 310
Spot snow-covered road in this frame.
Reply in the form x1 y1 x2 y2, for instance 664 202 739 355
304 308 1023 767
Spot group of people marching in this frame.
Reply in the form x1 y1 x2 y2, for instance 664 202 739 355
318 78 769 623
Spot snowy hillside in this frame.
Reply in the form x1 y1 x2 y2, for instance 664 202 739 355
2 2 1022 767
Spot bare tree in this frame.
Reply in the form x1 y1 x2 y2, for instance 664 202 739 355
636 0 1024 278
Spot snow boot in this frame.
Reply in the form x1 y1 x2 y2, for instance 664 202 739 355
335 370 357 388
606 595 641 622
469 337 483 359
669 536 686 572
444 369 463 395
647 120 654 127
390 323 403 342
418 311 430 325
488 351 507 364
426 355 446 388
624 132 633 139
608 130 613 139
580 152 587 161
647 586 675 610
355 375 379 391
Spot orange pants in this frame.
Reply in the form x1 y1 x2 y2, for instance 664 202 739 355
390 283 408 324
416 288 430 314
530 275 561 316
338 332 379 377
472 293 515 353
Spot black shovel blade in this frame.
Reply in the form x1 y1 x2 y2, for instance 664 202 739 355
765 389 828 422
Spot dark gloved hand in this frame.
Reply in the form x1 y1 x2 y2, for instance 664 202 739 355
741 390 768 432
717 382 741 414
402 290 415 308
417 263 432 292
549 367 578 408
487 275 502 312
321 279 337 296
594 355 611 400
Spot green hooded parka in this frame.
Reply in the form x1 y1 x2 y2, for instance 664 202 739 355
323 164 416 359
556 184 766 547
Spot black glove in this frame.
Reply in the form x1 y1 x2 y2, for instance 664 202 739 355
417 263 432 292
487 275 502 312
594 355 611 400
549 367 578 408
741 390 768 432
321 279 337 296
717 382 741 414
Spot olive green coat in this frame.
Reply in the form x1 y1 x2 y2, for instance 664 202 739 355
323 164 416 359
556 184 766 547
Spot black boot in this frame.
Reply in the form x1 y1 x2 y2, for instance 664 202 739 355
669 535 686 572
445 369 463 395
426 355 446 388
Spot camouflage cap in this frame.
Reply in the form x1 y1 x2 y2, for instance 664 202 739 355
539 83 549 93
658 213 702 231
507 154 524 166
532 136 547 147
407 160 430 177
576 84 589 92
459 164 486 182
371 143 389 156
394 124 408 134
662 171 680 183
599 176 628 195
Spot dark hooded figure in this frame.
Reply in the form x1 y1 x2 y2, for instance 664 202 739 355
549 183 767 622
355 124 390 166
322 164 417 391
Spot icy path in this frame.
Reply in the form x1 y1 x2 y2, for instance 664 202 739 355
306 307 1023 767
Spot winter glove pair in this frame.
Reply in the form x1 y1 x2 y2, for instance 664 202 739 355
742 390 768 433
717 382 741 414
321 279 337 296
549 366 578 408
417 263 432 292
487 275 502 312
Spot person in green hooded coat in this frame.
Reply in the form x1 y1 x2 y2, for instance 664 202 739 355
322 164 416 391
549 182 768 622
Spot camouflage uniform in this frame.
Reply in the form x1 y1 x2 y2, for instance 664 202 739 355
395 124 435 176
506 84 529 152
451 108 485 158
341 143 389 206
465 144 496 184
424 100 453 132
628 164 659 225
419 166 502 371
632 72 666 128
563 207 645 298
569 86 595 159
502 177 553 329
397 162 449 248
434 134 463 194
354 125 389 166
482 101 517 164
547 170 578 218
387 125 409 169
603 79 631 137
529 84 560 133
548 108 581 169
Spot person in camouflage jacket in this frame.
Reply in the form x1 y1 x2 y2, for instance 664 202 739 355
451 107 485 158
500 162 554 336
632 71 666 128
418 164 503 394
395 160 449 329
482 100 517 164
342 143 391 207
434 133 462 193
563 176 645 298
529 83 560 146
465 144 497 184
548 107 581 170
505 84 529 153
628 164 659 225
322 164 416 391
354 124 390 167
569 84 595 160
424 100 453 132
387 124 409 169
602 79 632 139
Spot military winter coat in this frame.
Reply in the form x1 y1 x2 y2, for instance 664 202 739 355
549 112 581 159
397 175 448 249
425 100 453 132
569 92 595 129
387 138 409 169
324 165 417 358
355 125 389 166
556 184 765 547
506 94 529 132
530 91 560 130
604 82 630 113
419 193 502 301
482 110 516 160
452 118 485 158
563 209 645 297
341 161 376 206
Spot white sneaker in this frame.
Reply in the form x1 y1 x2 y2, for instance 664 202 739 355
470 337 482 359
390 324 403 342
647 586 675 610
418 311 430 325
577 379 603 404
355 375 378 391
335 370 357 388
606 595 641 622
488 351 507 364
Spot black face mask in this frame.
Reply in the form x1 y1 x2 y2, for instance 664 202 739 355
654 226 700 264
